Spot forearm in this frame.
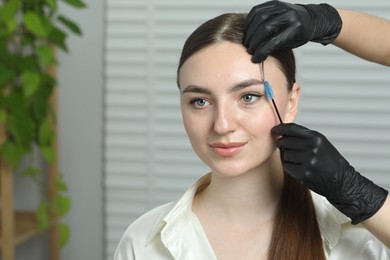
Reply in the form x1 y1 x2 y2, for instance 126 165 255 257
362 195 390 248
333 9 390 66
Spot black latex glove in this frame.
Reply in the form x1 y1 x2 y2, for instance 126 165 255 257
244 1 342 62
272 123 388 224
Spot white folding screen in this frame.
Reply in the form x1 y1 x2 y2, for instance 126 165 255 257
103 1 390 258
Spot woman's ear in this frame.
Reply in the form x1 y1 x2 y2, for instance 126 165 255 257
284 82 300 123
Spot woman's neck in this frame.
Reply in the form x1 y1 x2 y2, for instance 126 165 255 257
193 152 284 227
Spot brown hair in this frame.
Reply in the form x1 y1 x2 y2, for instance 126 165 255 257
177 13 325 260
177 13 295 90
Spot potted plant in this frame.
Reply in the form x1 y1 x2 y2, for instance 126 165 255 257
0 0 86 247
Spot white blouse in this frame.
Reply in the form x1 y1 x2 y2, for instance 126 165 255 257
114 174 389 260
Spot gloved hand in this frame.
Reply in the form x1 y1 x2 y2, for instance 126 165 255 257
244 1 342 62
272 123 388 224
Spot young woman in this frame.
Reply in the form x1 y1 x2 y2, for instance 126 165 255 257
114 13 389 259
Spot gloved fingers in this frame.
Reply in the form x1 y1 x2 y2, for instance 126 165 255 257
282 162 306 182
283 159 327 188
272 123 313 139
244 1 281 46
250 16 296 62
250 16 314 62
280 149 308 165
249 29 282 63
251 46 270 64
248 7 290 41
275 136 311 152
272 22 310 50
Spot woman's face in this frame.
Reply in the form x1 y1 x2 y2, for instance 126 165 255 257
179 42 300 177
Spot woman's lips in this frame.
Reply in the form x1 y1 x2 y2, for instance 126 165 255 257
209 142 247 157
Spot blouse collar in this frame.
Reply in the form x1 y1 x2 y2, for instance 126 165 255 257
146 173 350 251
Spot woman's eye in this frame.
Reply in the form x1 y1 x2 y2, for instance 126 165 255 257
190 98 210 108
241 94 261 104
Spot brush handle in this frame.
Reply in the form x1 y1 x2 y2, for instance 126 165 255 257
272 99 283 124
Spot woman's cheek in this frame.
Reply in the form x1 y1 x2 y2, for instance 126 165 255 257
182 111 209 146
256 101 281 127
248 108 275 137
182 111 195 139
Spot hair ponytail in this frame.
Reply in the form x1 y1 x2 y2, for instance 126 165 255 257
268 173 326 260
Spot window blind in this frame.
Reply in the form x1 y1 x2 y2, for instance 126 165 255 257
103 1 390 258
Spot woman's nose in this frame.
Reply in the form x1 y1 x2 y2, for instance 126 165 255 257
213 103 237 135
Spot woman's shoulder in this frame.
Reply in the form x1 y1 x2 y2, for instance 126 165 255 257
334 223 390 259
125 202 175 238
114 202 176 259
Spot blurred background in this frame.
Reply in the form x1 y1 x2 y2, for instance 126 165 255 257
5 0 390 259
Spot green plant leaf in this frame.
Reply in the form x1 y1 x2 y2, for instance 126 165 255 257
0 141 23 167
0 110 6 124
57 175 68 191
6 17 17 34
19 55 39 72
23 12 47 37
48 27 68 52
45 0 57 11
31 93 50 122
36 201 50 231
0 30 8 38
41 145 55 163
6 90 24 114
0 0 20 21
57 182 68 191
22 71 40 98
0 67 16 87
38 120 51 144
31 75 54 122
61 0 87 8
0 41 7 58
54 195 71 217
8 115 35 149
37 45 57 67
59 223 70 247
21 166 40 177
40 15 55 36
39 119 54 145
58 15 82 35
7 92 35 148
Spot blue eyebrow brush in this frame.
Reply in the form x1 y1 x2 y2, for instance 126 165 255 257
260 62 283 124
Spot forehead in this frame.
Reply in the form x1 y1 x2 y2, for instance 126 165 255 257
178 42 286 89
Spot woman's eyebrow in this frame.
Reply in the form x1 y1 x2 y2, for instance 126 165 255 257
181 79 263 95
229 79 263 93
181 85 211 95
